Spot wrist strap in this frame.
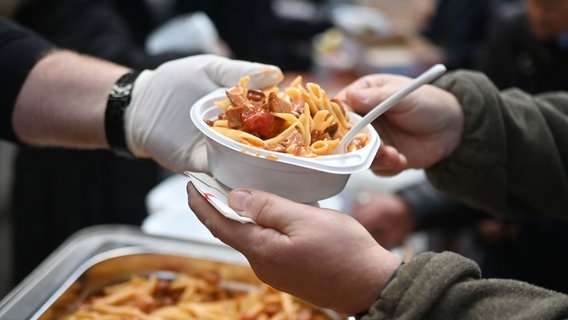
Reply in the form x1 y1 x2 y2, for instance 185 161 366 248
105 71 141 158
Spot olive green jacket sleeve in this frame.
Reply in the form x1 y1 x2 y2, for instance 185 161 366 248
361 70 568 320
364 251 568 320
428 70 568 218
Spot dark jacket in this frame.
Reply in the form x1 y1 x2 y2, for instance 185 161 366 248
395 6 568 294
13 0 191 70
0 17 53 142
479 9 568 94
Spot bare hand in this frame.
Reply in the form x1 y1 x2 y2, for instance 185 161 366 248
335 73 464 176
187 183 401 315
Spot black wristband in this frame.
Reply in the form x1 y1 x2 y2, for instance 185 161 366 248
105 71 141 158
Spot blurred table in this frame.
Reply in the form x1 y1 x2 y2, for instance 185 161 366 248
312 0 444 80
312 31 443 79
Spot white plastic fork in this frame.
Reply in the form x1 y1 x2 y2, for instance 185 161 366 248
332 64 447 154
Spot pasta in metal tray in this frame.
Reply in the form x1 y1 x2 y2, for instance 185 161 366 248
64 272 333 320
207 76 370 157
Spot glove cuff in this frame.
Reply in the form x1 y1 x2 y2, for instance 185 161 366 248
104 70 141 158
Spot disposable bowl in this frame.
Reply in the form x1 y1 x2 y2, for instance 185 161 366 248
191 88 380 203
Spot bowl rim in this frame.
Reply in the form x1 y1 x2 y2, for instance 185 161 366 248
191 87 380 174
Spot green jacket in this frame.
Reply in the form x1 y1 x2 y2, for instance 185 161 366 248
363 70 568 320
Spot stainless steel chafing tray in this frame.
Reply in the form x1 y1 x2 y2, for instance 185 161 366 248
0 225 342 320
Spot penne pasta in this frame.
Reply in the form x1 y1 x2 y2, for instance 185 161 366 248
207 76 370 157
64 273 332 320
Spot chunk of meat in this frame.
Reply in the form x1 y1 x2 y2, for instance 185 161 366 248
225 106 246 129
281 130 314 156
290 96 306 116
283 130 304 147
324 122 338 138
226 86 248 107
311 129 332 142
267 92 293 113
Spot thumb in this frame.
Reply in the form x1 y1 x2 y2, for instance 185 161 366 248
203 55 284 89
228 189 308 231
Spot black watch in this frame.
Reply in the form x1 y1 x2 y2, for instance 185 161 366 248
104 71 141 158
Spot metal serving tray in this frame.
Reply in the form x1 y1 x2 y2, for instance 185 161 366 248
0 224 314 319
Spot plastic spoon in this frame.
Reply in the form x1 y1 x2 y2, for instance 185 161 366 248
332 64 447 154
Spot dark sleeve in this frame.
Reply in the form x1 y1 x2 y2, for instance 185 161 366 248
14 0 196 70
396 180 490 230
364 251 568 320
0 17 55 143
428 70 568 220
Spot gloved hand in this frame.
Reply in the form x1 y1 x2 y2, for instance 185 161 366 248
125 54 283 173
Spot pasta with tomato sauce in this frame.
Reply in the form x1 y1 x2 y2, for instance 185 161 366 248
207 76 370 157
64 272 333 320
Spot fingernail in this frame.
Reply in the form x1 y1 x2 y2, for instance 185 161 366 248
229 190 252 212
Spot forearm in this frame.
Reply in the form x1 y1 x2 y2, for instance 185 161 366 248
12 50 131 149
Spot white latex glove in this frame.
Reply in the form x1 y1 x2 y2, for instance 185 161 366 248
125 54 283 173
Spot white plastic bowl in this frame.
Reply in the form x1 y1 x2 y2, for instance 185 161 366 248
191 88 380 203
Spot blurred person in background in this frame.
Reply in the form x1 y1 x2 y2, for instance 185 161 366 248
469 0 568 292
7 0 331 285
479 0 568 92
350 0 568 294
420 0 494 70
174 0 333 72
